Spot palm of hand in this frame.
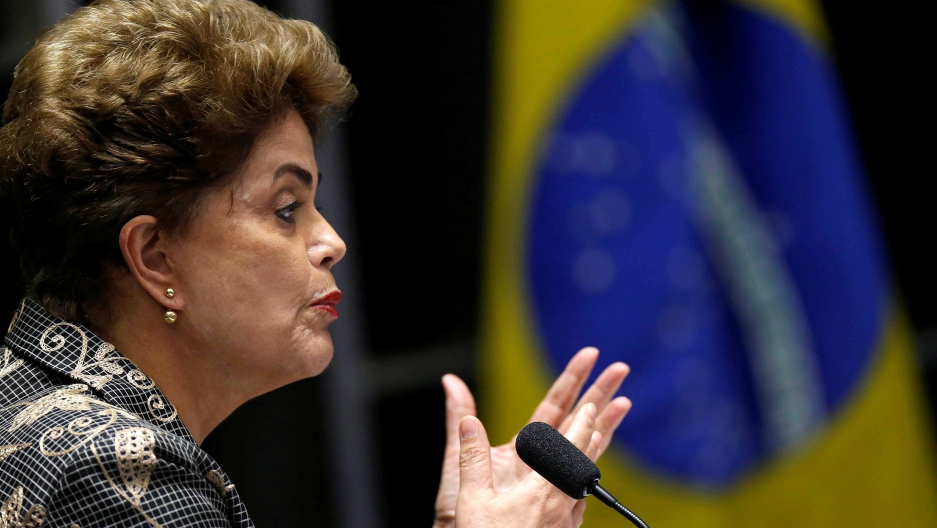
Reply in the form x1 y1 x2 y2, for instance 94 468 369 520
489 443 526 491
433 347 632 528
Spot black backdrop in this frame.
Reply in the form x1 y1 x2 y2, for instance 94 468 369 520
0 1 932 526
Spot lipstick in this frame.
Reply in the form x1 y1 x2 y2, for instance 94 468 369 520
310 290 341 318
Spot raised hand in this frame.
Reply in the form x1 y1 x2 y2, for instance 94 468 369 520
452 404 600 527
433 347 632 527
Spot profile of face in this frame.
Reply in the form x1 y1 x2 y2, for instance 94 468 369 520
163 109 346 396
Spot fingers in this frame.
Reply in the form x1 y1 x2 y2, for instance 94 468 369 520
573 499 587 527
559 362 629 434
521 406 593 521
458 416 494 493
592 396 631 459
528 347 599 427
564 402 597 453
585 431 603 460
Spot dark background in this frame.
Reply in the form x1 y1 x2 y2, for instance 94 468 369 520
0 1 932 526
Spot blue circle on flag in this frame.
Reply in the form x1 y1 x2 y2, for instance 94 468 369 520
526 7 885 487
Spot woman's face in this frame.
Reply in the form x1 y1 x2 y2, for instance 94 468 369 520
167 109 345 395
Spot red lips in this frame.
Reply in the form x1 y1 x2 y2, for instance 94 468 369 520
310 290 341 318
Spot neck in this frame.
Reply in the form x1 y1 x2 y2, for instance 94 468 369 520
91 281 245 445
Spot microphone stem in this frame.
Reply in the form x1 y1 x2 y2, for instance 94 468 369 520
590 484 650 528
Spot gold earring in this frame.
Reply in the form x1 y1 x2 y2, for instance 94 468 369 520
164 310 177 324
165 288 175 298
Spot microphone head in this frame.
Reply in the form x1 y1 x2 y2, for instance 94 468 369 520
515 421 600 499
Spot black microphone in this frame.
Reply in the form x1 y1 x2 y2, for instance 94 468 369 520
516 421 650 528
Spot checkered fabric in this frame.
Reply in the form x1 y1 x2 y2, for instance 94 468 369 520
0 298 254 527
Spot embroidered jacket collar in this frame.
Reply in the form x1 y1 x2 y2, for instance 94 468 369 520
1 298 252 525
4 298 195 443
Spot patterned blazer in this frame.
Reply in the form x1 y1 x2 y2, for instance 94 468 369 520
0 299 254 527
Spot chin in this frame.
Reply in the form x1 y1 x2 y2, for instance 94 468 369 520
305 349 333 378
296 337 335 379
260 347 332 396
269 328 335 388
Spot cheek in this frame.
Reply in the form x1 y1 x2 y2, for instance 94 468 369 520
231 248 309 308
179 226 312 341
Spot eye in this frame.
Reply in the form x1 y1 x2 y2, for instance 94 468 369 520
275 201 304 224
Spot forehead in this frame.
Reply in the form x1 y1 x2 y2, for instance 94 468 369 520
234 110 318 192
251 110 317 170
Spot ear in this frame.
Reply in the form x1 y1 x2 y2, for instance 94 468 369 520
119 215 184 311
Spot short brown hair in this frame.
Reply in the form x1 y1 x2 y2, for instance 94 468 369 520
0 0 356 321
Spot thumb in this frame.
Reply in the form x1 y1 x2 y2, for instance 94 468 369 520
458 416 493 493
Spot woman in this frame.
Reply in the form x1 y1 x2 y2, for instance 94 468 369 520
0 0 632 526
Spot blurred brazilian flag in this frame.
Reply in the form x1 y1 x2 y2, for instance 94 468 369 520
481 0 937 525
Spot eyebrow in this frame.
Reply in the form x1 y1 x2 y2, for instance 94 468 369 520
273 163 317 188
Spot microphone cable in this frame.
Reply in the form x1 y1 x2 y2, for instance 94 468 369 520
591 482 650 528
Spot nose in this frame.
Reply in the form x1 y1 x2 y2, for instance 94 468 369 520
308 216 346 269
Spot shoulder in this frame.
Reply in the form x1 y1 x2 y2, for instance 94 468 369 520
45 420 233 527
0 384 234 526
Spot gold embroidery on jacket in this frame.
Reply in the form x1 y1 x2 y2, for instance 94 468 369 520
0 349 23 378
5 385 133 435
205 470 235 497
115 428 157 505
38 409 131 458
0 444 30 464
126 370 156 390
145 396 177 423
35 322 175 424
205 470 225 495
88 439 163 528
39 324 124 390
6 300 23 335
8 385 97 433
0 486 47 527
